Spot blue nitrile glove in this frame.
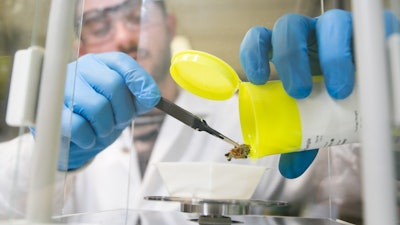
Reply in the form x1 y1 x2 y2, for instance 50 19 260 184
239 9 354 178
58 52 161 171
278 149 319 179
240 9 354 100
240 9 399 178
383 10 400 37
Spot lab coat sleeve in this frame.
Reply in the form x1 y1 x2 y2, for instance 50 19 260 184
0 133 77 219
0 133 33 218
300 144 363 221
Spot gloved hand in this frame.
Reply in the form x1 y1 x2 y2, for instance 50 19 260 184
58 52 161 171
239 9 399 178
239 9 354 178
240 9 354 99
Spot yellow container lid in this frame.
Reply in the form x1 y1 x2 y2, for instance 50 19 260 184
170 50 241 100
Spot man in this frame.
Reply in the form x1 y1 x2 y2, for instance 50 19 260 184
61 0 281 213
73 0 180 175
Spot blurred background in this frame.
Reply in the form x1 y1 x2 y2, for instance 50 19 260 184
167 0 349 77
0 0 351 141
0 0 50 141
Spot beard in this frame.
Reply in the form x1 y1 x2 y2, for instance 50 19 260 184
139 44 171 84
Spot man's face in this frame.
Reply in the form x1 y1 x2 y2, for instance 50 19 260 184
77 0 175 83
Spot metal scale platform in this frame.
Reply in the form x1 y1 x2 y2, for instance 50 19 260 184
142 196 353 225
53 205 354 225
49 196 355 224
145 196 287 224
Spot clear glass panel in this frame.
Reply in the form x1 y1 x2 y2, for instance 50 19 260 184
1 0 379 224
0 0 80 221
60 0 337 223
0 0 50 220
61 0 140 218
388 0 400 223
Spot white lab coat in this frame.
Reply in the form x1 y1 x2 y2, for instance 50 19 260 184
0 90 363 222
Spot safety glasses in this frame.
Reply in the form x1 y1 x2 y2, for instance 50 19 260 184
78 0 162 45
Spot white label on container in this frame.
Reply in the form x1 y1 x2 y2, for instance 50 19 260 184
297 82 360 150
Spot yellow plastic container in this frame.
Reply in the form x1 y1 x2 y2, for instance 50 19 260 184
238 81 301 157
170 50 360 158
